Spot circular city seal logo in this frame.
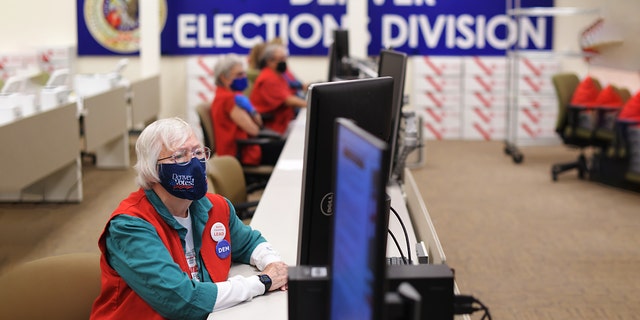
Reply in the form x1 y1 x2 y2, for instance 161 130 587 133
83 0 167 53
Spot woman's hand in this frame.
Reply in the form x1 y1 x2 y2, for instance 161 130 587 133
261 261 288 291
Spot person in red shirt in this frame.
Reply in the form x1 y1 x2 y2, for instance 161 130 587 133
211 55 277 166
250 43 307 135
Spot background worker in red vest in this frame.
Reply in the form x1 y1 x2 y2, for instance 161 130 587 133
250 43 307 135
90 117 288 320
211 54 284 166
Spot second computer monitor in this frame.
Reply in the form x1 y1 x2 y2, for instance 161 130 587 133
377 49 408 181
297 77 394 266
329 118 390 320
328 29 357 81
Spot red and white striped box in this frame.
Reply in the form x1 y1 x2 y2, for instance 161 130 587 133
516 121 558 140
517 75 555 95
186 56 218 132
464 91 507 109
186 56 217 78
413 74 462 93
516 94 558 112
36 46 75 62
0 53 29 80
462 107 507 140
412 56 463 76
516 107 557 129
515 108 559 140
35 46 76 74
412 90 463 109
464 56 507 76
464 74 508 93
187 76 216 106
517 56 561 77
419 108 462 140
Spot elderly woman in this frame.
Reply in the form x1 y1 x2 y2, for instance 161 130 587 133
90 117 288 320
250 43 307 135
211 54 284 166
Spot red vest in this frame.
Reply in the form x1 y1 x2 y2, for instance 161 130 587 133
250 67 295 134
211 86 261 165
90 190 231 320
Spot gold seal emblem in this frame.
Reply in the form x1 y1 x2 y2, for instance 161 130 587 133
84 0 167 53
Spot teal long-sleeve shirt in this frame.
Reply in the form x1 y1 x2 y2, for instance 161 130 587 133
105 189 266 320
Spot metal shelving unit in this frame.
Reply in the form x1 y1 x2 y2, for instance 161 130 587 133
504 1 600 163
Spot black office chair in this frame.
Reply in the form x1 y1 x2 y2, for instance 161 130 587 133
590 85 627 150
550 73 597 181
196 103 282 188
621 122 640 186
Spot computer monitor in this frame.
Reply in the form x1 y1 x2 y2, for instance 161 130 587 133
377 49 408 181
297 76 394 266
328 29 356 81
329 118 390 320
327 43 337 82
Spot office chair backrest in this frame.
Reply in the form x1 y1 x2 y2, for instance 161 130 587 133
0 252 101 320
207 155 248 206
196 103 216 154
615 86 632 103
552 73 581 133
245 68 260 97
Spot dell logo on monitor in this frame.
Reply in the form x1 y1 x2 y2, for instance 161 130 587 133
320 192 334 216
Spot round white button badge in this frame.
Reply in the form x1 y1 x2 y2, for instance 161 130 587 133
210 222 226 242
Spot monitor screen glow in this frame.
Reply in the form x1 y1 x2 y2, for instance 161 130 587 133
329 118 390 320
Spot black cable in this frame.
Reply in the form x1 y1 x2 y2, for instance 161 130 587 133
453 295 492 320
387 229 408 264
390 206 412 264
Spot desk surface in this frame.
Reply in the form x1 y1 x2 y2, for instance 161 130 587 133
0 102 79 192
208 109 422 319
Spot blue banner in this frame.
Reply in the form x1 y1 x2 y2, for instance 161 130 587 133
367 0 554 56
77 0 346 56
77 0 553 56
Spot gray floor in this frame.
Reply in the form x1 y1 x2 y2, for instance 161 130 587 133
1 140 639 319
412 140 640 319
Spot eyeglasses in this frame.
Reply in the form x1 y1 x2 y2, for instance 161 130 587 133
157 147 211 166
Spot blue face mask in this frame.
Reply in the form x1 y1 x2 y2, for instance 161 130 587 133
158 158 208 200
230 77 248 92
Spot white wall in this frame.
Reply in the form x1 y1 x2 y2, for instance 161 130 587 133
555 0 640 92
1 0 638 118
0 0 331 120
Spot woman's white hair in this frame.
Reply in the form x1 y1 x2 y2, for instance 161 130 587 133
213 54 244 87
258 43 286 69
134 117 194 189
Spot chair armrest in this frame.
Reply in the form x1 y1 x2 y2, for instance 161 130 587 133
236 137 277 147
257 128 283 140
260 112 275 121
234 200 259 212
246 181 268 193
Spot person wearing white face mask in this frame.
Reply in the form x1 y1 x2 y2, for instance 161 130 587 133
90 117 288 320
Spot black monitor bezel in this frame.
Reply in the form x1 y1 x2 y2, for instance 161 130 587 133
328 117 391 320
297 76 394 267
377 49 408 181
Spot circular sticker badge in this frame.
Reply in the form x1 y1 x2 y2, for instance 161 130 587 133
210 222 226 242
216 240 231 259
